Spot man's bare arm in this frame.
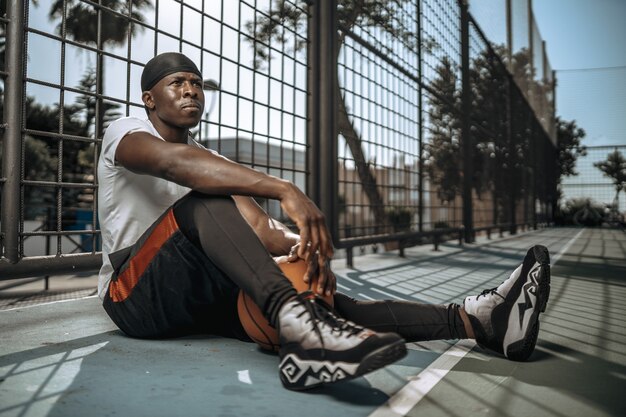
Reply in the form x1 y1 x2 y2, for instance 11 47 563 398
233 195 299 256
117 132 289 199
116 132 335 294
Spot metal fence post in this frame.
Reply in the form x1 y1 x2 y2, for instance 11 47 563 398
308 0 338 240
460 0 474 243
1 0 26 263
417 0 424 234
531 121 538 230
319 1 338 239
504 0 517 235
507 79 517 235
345 225 353 268
307 1 321 206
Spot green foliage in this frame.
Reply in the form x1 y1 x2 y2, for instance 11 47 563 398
594 149 626 207
73 67 123 135
0 135 57 220
244 0 306 69
1 1 143 224
424 43 573 222
245 0 432 69
594 150 626 192
424 56 461 203
386 206 412 232
48 0 151 138
0 68 120 219
556 117 586 179
433 221 450 229
48 0 152 45
556 198 605 227
24 137 57 219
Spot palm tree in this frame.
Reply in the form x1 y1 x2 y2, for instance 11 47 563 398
594 150 626 210
48 0 152 137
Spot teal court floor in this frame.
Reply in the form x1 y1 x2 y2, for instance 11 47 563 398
1 227 625 417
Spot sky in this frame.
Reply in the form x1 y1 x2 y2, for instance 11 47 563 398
532 0 626 147
531 0 626 208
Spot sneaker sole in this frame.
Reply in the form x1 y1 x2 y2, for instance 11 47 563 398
280 339 407 390
505 245 550 361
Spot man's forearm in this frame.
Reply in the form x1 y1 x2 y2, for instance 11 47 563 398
233 196 299 256
119 133 293 200
264 219 300 256
164 145 292 199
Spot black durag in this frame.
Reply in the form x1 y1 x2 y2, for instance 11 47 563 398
141 52 202 92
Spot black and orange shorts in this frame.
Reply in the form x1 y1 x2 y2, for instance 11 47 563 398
102 207 250 341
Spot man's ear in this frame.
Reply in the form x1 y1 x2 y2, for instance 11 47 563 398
142 91 155 111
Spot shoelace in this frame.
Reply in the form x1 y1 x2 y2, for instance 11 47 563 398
294 293 365 350
477 287 505 299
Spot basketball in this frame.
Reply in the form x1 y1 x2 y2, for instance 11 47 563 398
237 259 334 351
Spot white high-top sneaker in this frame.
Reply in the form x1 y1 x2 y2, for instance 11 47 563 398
277 293 406 390
464 245 551 361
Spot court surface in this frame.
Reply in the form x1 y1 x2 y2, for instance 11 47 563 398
1 227 625 417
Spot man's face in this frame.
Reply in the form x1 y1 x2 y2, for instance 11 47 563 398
144 71 205 128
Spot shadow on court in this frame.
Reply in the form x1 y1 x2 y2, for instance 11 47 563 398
1 227 624 417
402 228 626 417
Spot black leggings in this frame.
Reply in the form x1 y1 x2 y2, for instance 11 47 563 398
173 192 467 342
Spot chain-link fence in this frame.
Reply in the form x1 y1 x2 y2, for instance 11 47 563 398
1 0 557 279
333 0 556 251
561 145 626 212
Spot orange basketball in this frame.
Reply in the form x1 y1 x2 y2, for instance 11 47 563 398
237 259 334 351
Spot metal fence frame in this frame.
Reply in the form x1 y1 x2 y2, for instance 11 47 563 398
1 0 557 279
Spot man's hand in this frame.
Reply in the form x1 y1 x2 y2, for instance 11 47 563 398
279 184 335 296
286 247 336 296
308 254 336 297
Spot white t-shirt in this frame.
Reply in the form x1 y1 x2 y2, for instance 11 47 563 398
97 117 203 299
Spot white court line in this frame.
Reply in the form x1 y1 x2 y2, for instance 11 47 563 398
0 294 99 312
368 228 584 417
358 292 376 301
369 340 476 417
551 227 585 265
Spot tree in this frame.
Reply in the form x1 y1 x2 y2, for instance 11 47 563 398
73 67 123 139
552 117 586 218
556 117 586 180
426 45 513 205
594 149 626 209
0 68 121 219
48 0 152 137
46 0 150 227
0 1 40 68
423 56 462 203
468 44 513 222
425 47 520 197
246 0 431 232
424 42 559 226
0 93 84 219
0 134 57 220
